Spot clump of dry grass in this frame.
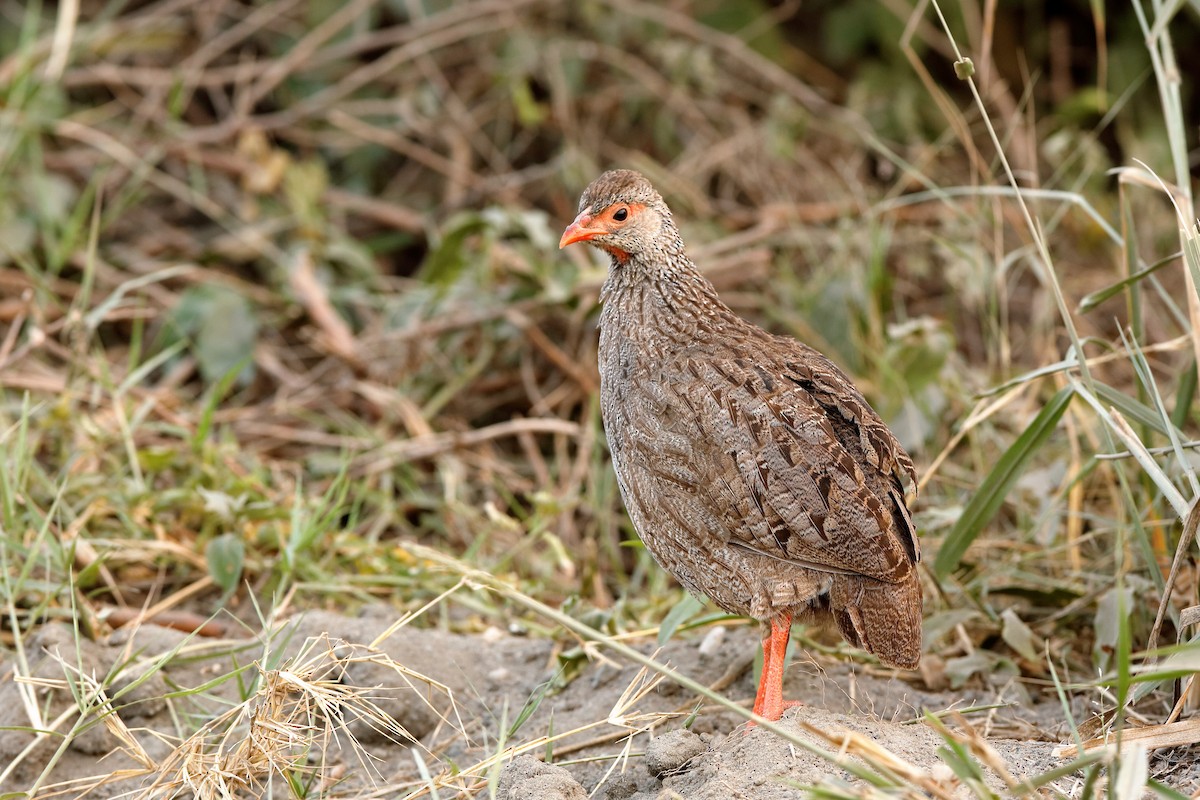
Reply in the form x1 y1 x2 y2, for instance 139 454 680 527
130 635 453 800
1 628 447 798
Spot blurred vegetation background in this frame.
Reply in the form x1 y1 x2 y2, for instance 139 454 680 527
2 0 1199 738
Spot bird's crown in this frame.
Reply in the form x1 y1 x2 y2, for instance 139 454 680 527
578 169 663 213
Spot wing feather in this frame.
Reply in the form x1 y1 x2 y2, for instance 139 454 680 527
647 346 918 584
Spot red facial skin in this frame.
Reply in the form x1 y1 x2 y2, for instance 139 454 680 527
559 202 646 263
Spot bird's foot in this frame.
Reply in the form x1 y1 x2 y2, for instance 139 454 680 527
746 699 804 730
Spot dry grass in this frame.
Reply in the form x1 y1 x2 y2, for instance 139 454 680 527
137 636 453 800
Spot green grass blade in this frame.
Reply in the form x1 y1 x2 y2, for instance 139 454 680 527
1148 779 1192 800
1078 250 1180 313
1093 380 1181 439
506 674 558 739
1014 751 1105 792
933 387 1073 579
191 356 251 453
1171 359 1196 430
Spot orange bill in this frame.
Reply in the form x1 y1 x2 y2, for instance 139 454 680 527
559 211 603 248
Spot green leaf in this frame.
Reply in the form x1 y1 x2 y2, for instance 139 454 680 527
933 386 1073 578
419 213 489 287
1000 608 1042 661
195 288 258 385
161 284 258 385
943 650 1018 690
1128 639 1200 684
921 608 982 648
658 593 705 646
206 532 245 597
509 78 546 127
283 158 330 231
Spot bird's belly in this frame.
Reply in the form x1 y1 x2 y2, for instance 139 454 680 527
599 359 829 620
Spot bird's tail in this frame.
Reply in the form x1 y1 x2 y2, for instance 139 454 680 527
831 572 922 669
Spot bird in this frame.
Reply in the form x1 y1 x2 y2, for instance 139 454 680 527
559 169 922 722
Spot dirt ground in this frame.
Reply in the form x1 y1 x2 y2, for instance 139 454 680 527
2 609 1198 798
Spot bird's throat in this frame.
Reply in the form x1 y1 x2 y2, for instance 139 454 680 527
600 244 631 264
600 252 733 349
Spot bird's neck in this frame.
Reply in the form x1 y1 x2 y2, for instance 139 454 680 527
599 248 740 346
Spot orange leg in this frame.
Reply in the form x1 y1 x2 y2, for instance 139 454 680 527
751 611 802 722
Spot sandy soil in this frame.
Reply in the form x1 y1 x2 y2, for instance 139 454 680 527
2 608 1197 797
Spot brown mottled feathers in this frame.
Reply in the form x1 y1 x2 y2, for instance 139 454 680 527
576 169 922 669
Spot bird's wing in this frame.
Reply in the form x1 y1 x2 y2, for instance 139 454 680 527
649 344 918 584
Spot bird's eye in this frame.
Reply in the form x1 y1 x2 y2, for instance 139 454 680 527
613 207 629 222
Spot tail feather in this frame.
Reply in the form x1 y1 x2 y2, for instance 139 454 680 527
831 573 922 669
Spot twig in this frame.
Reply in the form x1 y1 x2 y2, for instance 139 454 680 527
287 247 367 374
1146 496 1200 655
353 418 581 475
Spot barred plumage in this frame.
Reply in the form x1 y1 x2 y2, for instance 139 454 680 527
560 169 922 721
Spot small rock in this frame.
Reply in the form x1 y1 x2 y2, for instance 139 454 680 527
0 624 172 760
74 638 172 755
603 773 640 799
105 621 188 652
931 762 957 784
497 754 587 800
341 659 439 743
70 717 119 755
697 625 726 656
645 728 707 778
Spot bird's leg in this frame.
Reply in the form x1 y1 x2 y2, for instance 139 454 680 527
751 621 775 715
750 611 802 722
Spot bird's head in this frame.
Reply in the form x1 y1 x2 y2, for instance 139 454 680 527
559 169 674 264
